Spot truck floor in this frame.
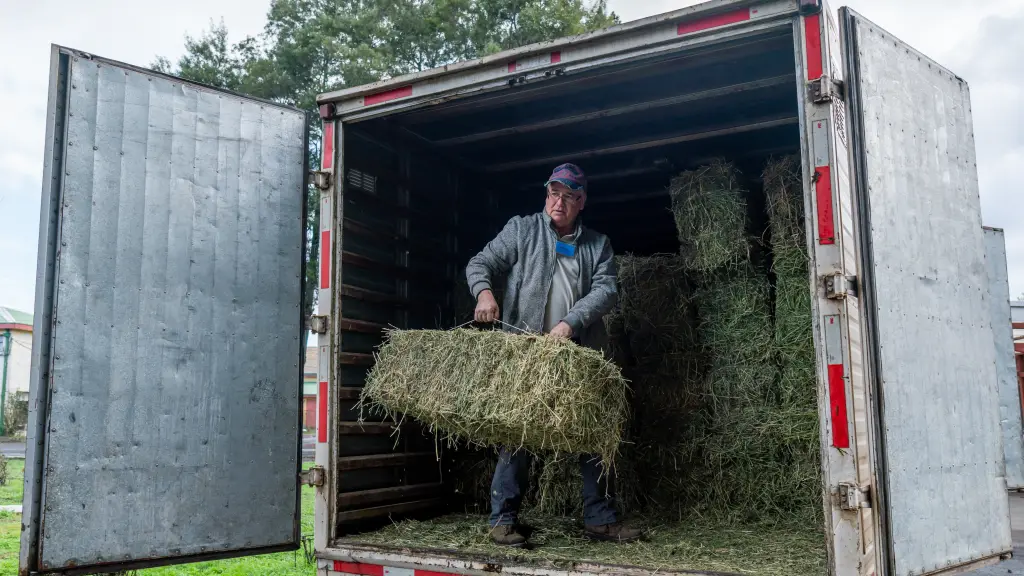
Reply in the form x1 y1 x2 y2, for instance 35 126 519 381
339 513 826 575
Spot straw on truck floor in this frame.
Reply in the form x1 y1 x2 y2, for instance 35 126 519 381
343 512 826 576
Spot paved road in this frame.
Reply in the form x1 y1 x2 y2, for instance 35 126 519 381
0 442 25 459
967 491 1024 575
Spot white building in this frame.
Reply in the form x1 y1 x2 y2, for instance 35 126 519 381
0 306 33 401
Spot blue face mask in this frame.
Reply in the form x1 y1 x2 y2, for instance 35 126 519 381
555 240 576 257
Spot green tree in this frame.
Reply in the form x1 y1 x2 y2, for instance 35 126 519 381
157 0 618 319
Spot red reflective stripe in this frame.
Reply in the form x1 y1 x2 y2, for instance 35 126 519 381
333 561 383 576
321 121 334 171
828 364 849 448
364 86 413 106
678 8 749 35
804 13 823 80
320 230 331 289
508 62 517 72
550 51 562 64
329 562 458 576
318 381 329 443
815 165 835 245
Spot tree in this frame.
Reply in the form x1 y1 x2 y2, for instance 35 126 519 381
157 0 619 319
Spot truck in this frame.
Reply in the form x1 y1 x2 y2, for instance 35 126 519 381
20 0 1018 575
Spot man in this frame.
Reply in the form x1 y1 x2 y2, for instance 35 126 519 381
465 163 641 547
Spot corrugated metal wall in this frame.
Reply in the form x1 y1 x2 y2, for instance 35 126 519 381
36 52 307 570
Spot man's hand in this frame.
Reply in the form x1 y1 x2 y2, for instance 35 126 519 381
549 321 574 339
475 290 500 323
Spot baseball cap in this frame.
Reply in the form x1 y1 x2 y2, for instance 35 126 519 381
544 163 587 193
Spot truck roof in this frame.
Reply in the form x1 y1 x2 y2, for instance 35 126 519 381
316 0 767 107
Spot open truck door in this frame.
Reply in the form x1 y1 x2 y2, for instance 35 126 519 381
20 46 309 575
841 9 1013 575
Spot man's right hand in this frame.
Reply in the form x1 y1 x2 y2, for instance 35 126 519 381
474 290 500 323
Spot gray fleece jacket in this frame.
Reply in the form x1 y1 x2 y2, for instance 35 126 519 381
465 211 617 351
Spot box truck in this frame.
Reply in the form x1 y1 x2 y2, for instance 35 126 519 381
21 0 1016 574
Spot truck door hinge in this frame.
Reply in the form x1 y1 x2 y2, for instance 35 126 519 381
824 273 858 300
309 315 330 334
311 170 332 191
809 76 845 103
300 465 326 487
837 483 871 510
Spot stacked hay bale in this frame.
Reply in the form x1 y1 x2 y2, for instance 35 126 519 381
671 160 750 274
612 255 705 513
669 158 820 522
522 254 706 517
763 156 823 522
670 161 773 519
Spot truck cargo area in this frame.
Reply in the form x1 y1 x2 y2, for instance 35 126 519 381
327 23 825 576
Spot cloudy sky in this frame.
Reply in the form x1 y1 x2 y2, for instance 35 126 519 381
1 0 1021 315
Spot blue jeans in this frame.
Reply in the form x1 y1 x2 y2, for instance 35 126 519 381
488 448 618 527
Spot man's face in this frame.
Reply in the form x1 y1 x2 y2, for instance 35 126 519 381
545 181 585 230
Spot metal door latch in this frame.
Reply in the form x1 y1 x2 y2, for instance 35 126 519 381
824 273 858 299
311 170 332 191
809 76 845 103
309 315 330 334
300 466 326 487
837 483 871 510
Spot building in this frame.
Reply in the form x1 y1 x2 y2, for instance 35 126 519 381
1013 301 1024 353
304 347 317 430
0 306 33 402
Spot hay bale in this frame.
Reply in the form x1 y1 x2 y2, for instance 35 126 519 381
696 268 775 409
764 157 817 400
596 255 709 515
361 329 629 467
669 160 750 273
763 156 822 521
616 255 697 358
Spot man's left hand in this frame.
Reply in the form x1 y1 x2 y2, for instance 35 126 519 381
549 322 574 339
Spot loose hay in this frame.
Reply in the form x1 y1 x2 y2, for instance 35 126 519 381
361 329 629 468
344 512 826 576
669 160 750 273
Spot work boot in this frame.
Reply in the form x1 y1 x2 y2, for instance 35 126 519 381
490 524 527 547
584 522 643 543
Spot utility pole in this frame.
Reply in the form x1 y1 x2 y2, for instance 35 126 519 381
0 330 9 436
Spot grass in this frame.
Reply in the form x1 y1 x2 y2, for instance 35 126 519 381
0 459 24 505
0 460 25 575
0 460 316 576
344 512 826 575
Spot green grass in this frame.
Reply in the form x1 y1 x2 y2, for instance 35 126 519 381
0 459 24 505
0 460 316 576
0 459 25 574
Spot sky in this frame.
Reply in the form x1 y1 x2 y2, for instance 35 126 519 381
1 0 1021 316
